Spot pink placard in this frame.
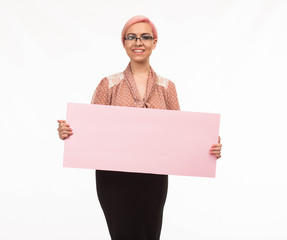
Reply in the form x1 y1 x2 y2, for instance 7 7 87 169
63 103 220 177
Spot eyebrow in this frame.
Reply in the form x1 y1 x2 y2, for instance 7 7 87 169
126 33 152 36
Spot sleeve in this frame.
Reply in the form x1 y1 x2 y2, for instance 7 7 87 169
166 80 180 111
90 77 111 105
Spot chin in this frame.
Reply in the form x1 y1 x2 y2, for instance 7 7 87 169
126 50 152 62
129 56 148 64
131 54 152 64
133 58 148 64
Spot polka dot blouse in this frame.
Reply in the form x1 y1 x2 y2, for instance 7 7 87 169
91 62 180 111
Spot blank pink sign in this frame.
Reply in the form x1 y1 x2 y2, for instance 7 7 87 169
63 103 220 177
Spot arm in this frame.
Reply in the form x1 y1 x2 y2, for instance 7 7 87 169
165 80 222 159
57 77 111 140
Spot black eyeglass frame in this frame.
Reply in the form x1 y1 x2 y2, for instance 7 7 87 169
124 35 154 42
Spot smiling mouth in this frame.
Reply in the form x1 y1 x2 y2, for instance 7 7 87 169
132 49 145 53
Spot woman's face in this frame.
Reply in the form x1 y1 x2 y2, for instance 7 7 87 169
124 22 157 64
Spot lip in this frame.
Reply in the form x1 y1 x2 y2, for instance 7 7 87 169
132 49 145 55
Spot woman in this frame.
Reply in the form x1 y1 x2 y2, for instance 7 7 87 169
57 15 222 240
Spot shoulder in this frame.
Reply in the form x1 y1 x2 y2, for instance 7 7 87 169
156 74 174 90
105 72 125 89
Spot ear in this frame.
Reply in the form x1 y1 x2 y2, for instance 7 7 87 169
123 40 129 51
152 39 157 50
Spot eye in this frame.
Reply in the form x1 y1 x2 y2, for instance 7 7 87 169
142 35 153 40
125 36 136 40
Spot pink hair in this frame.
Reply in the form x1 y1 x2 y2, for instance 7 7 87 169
121 15 158 47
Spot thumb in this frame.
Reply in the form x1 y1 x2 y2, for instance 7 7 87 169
57 120 66 123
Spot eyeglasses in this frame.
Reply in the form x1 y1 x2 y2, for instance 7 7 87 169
124 34 154 43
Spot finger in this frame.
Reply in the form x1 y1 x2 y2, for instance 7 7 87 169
210 152 221 156
210 152 221 159
61 123 70 127
60 134 68 140
60 127 72 132
211 143 222 148
210 146 221 152
210 150 221 156
210 151 221 155
218 136 221 143
60 130 73 136
57 120 66 124
58 130 73 137
210 147 221 151
57 127 71 133
57 120 70 128
60 132 73 139
59 124 71 130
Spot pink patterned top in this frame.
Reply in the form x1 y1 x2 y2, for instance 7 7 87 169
91 62 180 111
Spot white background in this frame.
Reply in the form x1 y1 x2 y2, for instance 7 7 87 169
1 0 286 239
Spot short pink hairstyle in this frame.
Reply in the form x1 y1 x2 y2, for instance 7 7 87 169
121 15 158 47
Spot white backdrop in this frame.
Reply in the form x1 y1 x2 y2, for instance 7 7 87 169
0 0 286 239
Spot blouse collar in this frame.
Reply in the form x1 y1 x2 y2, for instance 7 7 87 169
124 62 157 108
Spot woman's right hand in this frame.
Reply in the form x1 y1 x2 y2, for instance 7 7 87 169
57 120 73 140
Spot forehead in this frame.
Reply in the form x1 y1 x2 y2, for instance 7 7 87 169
126 22 153 35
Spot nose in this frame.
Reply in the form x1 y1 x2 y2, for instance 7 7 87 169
135 38 143 46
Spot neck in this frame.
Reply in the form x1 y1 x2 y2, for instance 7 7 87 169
130 60 150 76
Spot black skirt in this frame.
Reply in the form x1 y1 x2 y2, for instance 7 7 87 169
96 170 168 240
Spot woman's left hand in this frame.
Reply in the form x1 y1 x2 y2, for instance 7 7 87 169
209 136 222 159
